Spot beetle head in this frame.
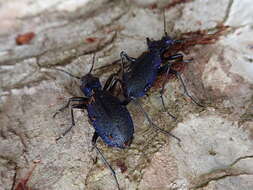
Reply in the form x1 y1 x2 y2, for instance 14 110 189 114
146 10 178 54
80 74 102 97
146 33 175 54
53 54 101 97
79 54 102 97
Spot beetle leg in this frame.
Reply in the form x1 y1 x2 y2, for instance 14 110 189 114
170 69 204 107
163 53 184 62
109 79 124 94
108 78 124 94
103 73 119 91
120 51 136 80
168 53 184 61
133 99 181 143
120 51 136 63
55 102 87 141
103 74 123 93
103 73 125 97
53 97 88 118
158 64 177 120
92 132 120 190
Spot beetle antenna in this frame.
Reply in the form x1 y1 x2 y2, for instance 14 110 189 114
88 53 96 74
163 9 168 36
54 68 81 79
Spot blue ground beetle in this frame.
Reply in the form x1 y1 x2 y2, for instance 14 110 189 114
108 37 183 142
53 54 134 190
107 10 203 142
119 10 203 108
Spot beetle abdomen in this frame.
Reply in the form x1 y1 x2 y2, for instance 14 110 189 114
87 91 134 148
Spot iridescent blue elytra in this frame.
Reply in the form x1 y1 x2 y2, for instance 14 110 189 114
80 74 134 148
86 91 134 148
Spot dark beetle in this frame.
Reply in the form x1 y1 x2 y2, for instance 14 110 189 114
109 35 183 142
106 11 204 141
112 10 202 111
53 54 134 190
119 35 180 103
119 12 202 108
106 15 181 136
